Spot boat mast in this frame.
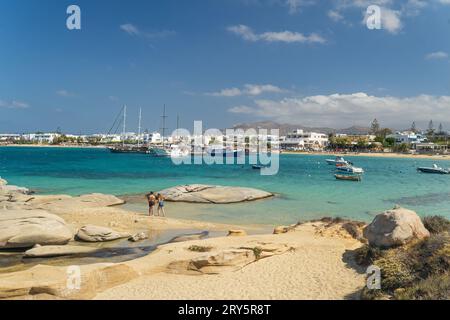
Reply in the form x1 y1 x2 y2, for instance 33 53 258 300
161 104 168 148
137 107 142 147
122 105 127 147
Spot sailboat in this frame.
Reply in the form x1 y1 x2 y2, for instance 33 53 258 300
109 106 149 154
149 105 171 157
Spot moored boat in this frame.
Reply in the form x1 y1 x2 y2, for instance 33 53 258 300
417 164 449 174
335 164 364 174
334 174 362 182
326 156 352 166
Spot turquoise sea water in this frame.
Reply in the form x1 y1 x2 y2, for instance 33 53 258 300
1 147 450 225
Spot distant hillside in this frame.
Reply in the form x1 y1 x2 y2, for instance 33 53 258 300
232 121 370 136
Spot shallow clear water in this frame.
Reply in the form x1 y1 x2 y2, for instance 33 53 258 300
1 147 450 225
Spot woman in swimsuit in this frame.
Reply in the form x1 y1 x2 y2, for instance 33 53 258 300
146 192 156 216
157 193 165 217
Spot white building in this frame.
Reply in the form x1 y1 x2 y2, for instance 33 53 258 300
0 134 21 142
281 130 328 151
144 132 162 144
387 131 426 145
20 133 61 144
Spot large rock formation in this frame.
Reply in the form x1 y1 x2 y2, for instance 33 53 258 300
24 245 99 258
159 184 273 204
363 206 430 248
0 209 73 249
167 244 292 275
76 225 130 242
0 263 138 299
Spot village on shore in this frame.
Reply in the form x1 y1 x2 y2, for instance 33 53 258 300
0 119 449 156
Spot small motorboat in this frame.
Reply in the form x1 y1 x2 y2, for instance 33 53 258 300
252 165 267 170
335 174 362 182
326 156 351 165
417 164 449 174
335 163 364 174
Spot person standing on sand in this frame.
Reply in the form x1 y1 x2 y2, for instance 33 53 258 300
146 192 156 216
157 193 166 217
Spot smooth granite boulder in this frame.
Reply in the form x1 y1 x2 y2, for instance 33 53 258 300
76 225 130 242
24 245 98 258
159 184 273 204
363 206 430 248
0 209 73 249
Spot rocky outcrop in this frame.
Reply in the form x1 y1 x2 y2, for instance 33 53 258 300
0 263 138 299
33 193 125 214
76 225 130 242
167 244 292 275
0 184 30 195
24 245 98 258
0 209 73 249
170 231 209 243
128 232 148 242
0 178 7 186
363 206 430 248
159 184 273 204
227 230 247 237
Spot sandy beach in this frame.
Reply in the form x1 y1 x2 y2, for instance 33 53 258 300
0 181 367 300
94 223 365 300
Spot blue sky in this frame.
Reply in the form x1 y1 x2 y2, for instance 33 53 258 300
0 0 449 133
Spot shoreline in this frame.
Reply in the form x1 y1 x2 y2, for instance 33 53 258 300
0 144 107 149
283 150 450 160
2 144 449 160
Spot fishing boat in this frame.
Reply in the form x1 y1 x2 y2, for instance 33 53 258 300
335 174 362 182
149 145 171 157
169 144 190 158
326 156 352 166
252 164 267 170
205 147 244 158
417 164 450 174
335 163 365 174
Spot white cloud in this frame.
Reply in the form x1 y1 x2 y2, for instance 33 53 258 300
56 89 75 97
402 0 428 16
227 24 326 44
228 92 450 128
207 84 286 97
120 23 140 36
120 23 175 39
328 10 344 22
380 7 402 34
208 87 243 97
0 99 30 109
425 51 449 60
286 0 315 14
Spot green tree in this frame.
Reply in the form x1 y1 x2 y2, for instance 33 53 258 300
370 119 380 135
427 120 435 136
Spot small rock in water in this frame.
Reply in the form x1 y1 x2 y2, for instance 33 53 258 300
227 229 247 237
128 232 148 242
273 226 289 234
